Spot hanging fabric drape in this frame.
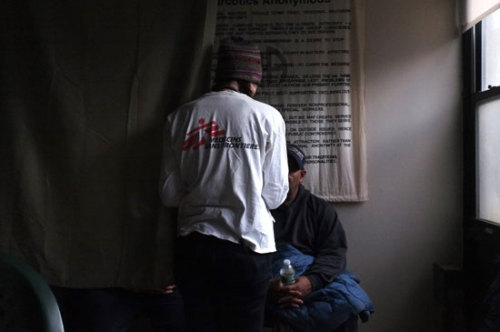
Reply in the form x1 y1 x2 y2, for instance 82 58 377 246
461 0 500 31
0 0 217 289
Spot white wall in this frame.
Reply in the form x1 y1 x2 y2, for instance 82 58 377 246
336 1 463 331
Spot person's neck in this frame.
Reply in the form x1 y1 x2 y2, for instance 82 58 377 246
218 81 240 93
284 188 300 206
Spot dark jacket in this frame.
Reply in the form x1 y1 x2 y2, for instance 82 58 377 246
271 184 347 291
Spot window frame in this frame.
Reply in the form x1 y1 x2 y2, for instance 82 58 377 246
463 15 500 329
463 22 500 227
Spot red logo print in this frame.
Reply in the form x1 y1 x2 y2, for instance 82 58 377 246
182 118 225 151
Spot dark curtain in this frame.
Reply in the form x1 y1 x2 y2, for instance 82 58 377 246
0 0 215 289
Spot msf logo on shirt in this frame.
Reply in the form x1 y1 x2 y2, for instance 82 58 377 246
182 118 225 151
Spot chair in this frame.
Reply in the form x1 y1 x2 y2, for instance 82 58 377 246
0 252 64 332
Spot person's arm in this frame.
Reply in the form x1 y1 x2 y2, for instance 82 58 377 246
159 119 184 207
261 114 289 209
304 204 347 291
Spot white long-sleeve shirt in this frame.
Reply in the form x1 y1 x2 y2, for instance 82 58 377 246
160 90 289 253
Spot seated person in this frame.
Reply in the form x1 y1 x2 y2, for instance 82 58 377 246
266 144 372 332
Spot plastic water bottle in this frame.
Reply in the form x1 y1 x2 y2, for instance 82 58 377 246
280 259 296 285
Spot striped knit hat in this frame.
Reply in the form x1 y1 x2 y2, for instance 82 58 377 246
215 37 262 84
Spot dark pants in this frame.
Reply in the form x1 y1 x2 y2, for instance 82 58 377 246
265 314 358 332
51 287 185 332
176 232 273 332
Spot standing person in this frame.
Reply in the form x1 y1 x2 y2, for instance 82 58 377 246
159 36 289 331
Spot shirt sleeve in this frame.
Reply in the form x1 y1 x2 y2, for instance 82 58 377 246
261 115 289 210
304 204 348 291
159 119 184 207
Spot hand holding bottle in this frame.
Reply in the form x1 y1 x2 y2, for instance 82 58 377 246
271 259 312 308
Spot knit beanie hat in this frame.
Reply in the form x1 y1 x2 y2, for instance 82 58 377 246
215 37 262 84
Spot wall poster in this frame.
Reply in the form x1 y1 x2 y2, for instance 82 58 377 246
215 0 367 202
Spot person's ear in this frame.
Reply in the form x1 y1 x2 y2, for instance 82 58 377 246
299 170 307 181
249 83 258 97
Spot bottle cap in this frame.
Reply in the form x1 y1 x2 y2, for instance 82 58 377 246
283 259 291 265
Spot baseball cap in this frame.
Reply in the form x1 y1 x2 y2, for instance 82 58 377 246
287 144 306 171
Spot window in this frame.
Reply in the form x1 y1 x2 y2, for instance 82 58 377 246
477 96 500 223
481 9 500 90
464 8 500 225
463 9 500 329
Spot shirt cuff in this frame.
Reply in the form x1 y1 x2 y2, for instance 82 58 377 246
304 274 325 291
